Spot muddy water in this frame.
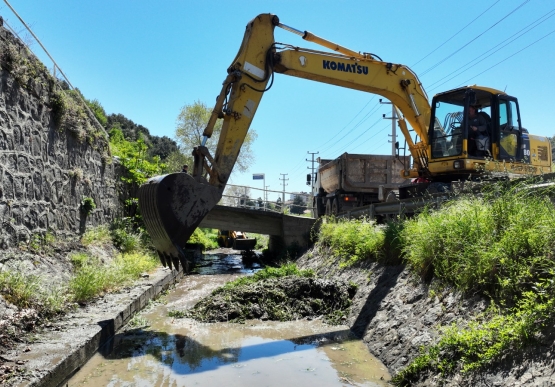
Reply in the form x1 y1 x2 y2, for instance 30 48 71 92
67 252 390 387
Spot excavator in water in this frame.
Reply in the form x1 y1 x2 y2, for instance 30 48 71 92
137 14 552 271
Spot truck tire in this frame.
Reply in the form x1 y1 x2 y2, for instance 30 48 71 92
385 191 399 202
313 197 324 218
427 182 450 194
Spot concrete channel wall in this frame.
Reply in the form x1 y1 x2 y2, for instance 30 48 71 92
0 23 120 249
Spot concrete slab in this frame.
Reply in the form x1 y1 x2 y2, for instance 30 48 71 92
8 267 183 387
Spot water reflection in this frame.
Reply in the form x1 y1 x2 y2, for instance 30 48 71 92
71 322 389 386
191 251 262 275
67 252 391 387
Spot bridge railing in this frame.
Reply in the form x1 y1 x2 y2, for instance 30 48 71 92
220 184 314 216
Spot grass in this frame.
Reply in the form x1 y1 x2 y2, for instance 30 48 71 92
311 179 555 384
81 225 112 246
400 184 555 301
394 182 555 384
0 269 69 316
1 219 162 316
393 288 555 385
69 251 159 303
318 217 391 266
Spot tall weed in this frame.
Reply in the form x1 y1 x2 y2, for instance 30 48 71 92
401 186 555 300
318 217 384 266
69 251 159 303
0 269 69 315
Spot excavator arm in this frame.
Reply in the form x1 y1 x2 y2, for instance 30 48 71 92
138 13 433 270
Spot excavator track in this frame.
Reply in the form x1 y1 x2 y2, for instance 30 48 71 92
138 173 222 271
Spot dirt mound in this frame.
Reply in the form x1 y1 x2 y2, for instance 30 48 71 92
184 276 357 324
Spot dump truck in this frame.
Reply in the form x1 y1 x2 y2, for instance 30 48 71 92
312 153 410 216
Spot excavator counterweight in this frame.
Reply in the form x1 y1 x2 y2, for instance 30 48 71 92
138 173 222 271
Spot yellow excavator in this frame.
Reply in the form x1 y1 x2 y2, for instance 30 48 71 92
138 14 552 270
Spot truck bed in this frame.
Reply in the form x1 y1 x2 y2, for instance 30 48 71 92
318 153 409 194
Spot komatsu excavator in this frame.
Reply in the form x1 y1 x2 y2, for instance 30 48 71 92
138 13 552 270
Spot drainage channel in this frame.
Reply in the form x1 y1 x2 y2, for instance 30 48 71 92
66 251 391 386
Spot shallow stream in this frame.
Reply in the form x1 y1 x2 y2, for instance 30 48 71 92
67 251 391 387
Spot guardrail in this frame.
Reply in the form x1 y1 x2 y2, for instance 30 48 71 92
336 193 452 220
336 173 555 221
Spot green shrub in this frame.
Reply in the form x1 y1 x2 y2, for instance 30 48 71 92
318 217 384 266
110 217 145 253
80 196 96 216
188 228 218 251
401 186 555 300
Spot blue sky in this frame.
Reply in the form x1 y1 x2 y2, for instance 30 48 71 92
3 0 555 199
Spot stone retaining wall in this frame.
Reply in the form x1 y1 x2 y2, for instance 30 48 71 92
0 24 119 249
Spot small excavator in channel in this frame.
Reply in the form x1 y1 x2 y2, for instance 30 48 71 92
137 14 552 270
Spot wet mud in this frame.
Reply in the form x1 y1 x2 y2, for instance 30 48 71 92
184 276 357 324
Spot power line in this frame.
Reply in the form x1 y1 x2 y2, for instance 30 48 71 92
456 26 555 87
427 7 555 92
419 0 531 77
312 96 377 150
411 0 501 68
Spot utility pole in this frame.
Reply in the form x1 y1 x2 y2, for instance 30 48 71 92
380 99 397 157
279 173 288 213
265 185 270 211
306 151 319 190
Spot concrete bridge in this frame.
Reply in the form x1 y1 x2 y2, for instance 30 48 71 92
198 205 317 253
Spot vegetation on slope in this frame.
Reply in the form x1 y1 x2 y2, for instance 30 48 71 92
314 180 555 385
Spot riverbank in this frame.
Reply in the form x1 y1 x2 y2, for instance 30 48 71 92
296 247 555 386
2 239 555 386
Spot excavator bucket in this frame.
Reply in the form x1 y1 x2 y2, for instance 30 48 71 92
138 173 222 271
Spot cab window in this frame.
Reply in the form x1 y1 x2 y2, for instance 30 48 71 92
499 100 519 159
430 101 464 158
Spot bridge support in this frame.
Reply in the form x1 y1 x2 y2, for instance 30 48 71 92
199 205 317 256
268 215 316 256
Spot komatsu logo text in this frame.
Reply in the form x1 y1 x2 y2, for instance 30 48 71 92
323 60 368 74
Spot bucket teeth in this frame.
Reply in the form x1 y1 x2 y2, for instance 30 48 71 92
137 172 222 271
157 252 167 268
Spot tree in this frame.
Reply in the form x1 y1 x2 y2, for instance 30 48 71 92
106 113 178 161
148 136 178 160
221 185 251 207
164 150 192 174
175 100 258 174
290 195 306 215
86 98 107 127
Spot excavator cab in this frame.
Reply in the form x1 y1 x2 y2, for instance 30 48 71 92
428 86 535 172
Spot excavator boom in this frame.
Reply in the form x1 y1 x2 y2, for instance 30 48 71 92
138 13 550 270
138 13 434 270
